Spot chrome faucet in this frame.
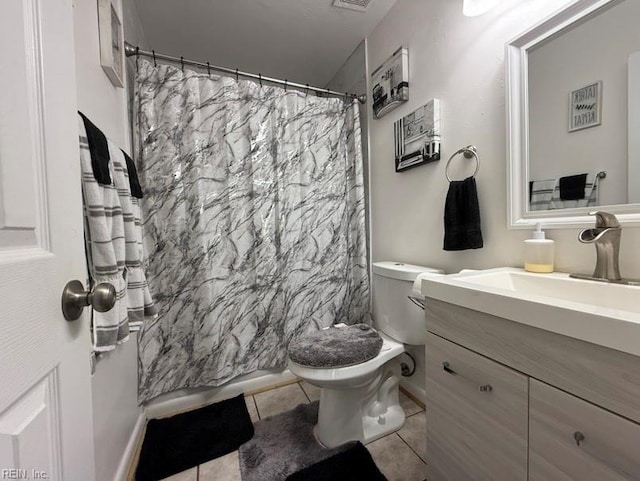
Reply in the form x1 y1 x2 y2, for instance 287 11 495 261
571 211 622 282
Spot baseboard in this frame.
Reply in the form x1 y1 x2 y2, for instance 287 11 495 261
144 369 298 419
116 410 146 481
400 379 426 406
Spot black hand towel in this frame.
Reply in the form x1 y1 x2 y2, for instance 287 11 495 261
559 173 587 200
529 180 534 202
120 149 144 198
443 176 483 251
78 111 111 185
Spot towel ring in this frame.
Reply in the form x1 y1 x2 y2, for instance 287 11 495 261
445 145 479 182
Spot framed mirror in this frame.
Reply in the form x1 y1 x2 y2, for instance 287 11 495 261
506 0 640 228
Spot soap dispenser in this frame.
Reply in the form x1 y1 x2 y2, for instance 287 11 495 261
524 223 554 273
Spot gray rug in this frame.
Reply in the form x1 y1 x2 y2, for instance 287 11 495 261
239 401 355 481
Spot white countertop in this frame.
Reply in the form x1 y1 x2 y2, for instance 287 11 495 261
421 267 640 357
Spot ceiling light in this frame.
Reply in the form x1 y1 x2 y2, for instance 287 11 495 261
463 0 499 17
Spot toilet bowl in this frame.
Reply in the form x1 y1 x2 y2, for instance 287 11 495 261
287 261 443 448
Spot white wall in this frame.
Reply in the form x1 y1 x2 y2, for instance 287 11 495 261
528 0 640 206
366 0 640 282
326 40 369 169
326 41 372 265
73 0 147 480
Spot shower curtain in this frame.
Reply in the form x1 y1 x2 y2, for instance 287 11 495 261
134 59 369 402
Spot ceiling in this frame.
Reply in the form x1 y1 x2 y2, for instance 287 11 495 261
132 0 397 87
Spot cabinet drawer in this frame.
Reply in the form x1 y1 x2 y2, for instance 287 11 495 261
425 333 528 481
530 379 640 481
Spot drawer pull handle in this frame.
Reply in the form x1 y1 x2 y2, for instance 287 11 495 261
442 361 456 374
442 362 493 393
574 431 585 446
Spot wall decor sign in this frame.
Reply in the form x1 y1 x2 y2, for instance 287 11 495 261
371 47 409 119
569 81 601 132
98 0 124 88
394 99 441 172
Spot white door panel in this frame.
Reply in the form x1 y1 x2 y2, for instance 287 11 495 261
0 0 95 480
0 373 61 480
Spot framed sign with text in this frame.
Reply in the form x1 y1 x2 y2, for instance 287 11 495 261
569 81 601 132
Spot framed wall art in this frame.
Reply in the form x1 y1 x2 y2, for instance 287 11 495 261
394 99 441 172
371 47 409 119
569 81 601 132
98 0 125 88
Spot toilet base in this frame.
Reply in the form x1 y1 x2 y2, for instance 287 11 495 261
313 361 405 448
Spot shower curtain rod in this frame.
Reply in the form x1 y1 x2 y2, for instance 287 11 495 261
124 42 367 104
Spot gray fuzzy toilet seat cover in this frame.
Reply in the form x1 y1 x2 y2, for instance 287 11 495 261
288 324 383 368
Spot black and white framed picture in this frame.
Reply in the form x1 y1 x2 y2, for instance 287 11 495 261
394 99 441 172
98 0 124 88
371 47 409 119
569 81 601 132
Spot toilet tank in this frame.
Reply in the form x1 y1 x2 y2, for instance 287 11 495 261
372 261 443 345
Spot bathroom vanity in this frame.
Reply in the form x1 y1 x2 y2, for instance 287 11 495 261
421 268 640 481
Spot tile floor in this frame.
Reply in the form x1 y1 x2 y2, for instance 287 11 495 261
158 381 427 481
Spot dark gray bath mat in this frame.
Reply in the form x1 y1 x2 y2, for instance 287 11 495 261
136 394 254 481
288 323 383 368
239 401 355 481
285 442 387 481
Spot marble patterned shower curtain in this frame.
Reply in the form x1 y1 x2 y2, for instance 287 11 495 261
134 59 369 402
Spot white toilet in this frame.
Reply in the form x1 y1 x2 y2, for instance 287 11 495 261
288 261 442 448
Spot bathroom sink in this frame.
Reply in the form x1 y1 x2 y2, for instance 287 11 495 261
454 269 640 311
421 267 640 356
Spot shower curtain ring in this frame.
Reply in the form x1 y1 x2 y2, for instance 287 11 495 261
284 79 287 91
305 84 309 96
259 73 262 86
207 62 211 77
235 68 239 82
152 50 157 67
180 56 184 72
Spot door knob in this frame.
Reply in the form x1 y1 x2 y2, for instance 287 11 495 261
61 280 116 321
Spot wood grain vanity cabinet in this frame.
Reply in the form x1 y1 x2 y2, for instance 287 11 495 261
425 333 528 481
529 379 640 481
424 298 640 481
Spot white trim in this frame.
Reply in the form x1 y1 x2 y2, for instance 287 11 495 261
505 0 640 229
113 410 146 481
364 37 373 315
629 52 640 203
144 369 298 419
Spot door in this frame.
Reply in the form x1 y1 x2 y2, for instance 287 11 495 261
0 1 95 480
